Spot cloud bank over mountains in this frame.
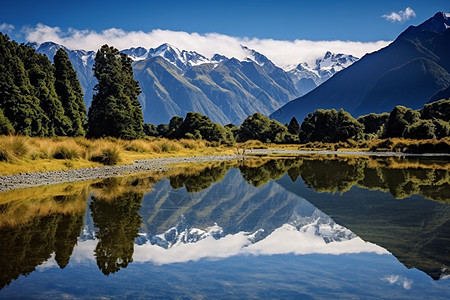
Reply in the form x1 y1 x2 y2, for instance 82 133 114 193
23 24 390 67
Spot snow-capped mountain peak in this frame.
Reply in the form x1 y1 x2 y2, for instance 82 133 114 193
241 45 274 68
287 51 358 96
121 47 149 61
146 43 210 71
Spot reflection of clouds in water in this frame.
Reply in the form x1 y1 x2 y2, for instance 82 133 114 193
37 223 388 269
382 274 413 290
133 223 388 265
36 253 57 271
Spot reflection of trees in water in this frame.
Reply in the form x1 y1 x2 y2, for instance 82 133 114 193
237 156 450 202
169 162 232 193
0 211 84 289
239 159 302 187
90 192 143 275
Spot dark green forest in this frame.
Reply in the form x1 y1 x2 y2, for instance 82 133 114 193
0 33 86 137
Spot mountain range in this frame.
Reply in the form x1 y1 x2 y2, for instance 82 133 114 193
30 42 357 125
271 12 450 124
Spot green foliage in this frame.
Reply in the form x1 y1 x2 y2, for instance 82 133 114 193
433 119 450 139
357 112 389 134
175 112 230 143
53 48 87 137
299 109 363 143
287 117 300 135
0 34 48 136
157 124 169 137
0 108 14 134
383 106 421 138
237 113 297 143
143 123 158 136
87 45 144 139
405 119 436 139
167 115 183 138
421 99 450 122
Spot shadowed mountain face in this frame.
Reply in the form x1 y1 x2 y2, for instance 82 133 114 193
271 12 450 124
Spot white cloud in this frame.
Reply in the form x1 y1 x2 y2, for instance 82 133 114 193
0 23 15 33
23 24 390 68
382 7 416 23
381 274 413 290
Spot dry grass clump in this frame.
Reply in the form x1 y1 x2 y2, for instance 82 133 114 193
123 139 152 153
0 135 29 162
89 144 122 165
179 138 207 149
51 139 86 159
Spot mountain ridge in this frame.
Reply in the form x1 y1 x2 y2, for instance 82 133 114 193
270 12 450 124
30 42 357 125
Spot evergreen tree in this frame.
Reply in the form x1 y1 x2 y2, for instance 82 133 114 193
0 33 46 136
87 45 143 139
54 48 87 136
0 108 14 134
19 46 70 136
287 117 300 135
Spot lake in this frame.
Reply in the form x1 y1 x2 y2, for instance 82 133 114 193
1 154 449 299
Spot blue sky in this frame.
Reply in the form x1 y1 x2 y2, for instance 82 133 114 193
1 0 448 67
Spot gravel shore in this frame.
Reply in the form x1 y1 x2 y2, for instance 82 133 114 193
0 155 244 192
1 149 448 192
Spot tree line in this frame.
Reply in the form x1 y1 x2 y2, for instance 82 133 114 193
144 99 450 144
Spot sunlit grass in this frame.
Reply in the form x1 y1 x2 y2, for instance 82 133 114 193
0 135 236 175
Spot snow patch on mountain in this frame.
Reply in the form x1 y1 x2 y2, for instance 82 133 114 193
288 51 358 96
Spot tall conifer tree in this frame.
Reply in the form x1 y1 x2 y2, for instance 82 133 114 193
0 33 46 136
88 45 143 139
54 48 87 136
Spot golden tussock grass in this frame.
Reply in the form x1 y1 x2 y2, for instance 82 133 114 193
0 135 234 175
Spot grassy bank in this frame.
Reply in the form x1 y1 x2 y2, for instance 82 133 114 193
0 135 449 175
0 135 235 175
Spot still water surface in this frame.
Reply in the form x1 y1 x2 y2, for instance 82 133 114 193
0 155 449 299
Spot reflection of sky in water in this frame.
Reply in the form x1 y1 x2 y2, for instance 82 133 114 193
12 252 450 299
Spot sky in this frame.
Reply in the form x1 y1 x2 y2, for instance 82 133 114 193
0 0 448 67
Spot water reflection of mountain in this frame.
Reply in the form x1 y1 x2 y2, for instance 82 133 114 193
252 156 450 280
0 155 449 288
137 167 357 249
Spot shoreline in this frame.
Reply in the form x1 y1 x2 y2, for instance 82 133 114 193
1 149 449 193
0 155 243 193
